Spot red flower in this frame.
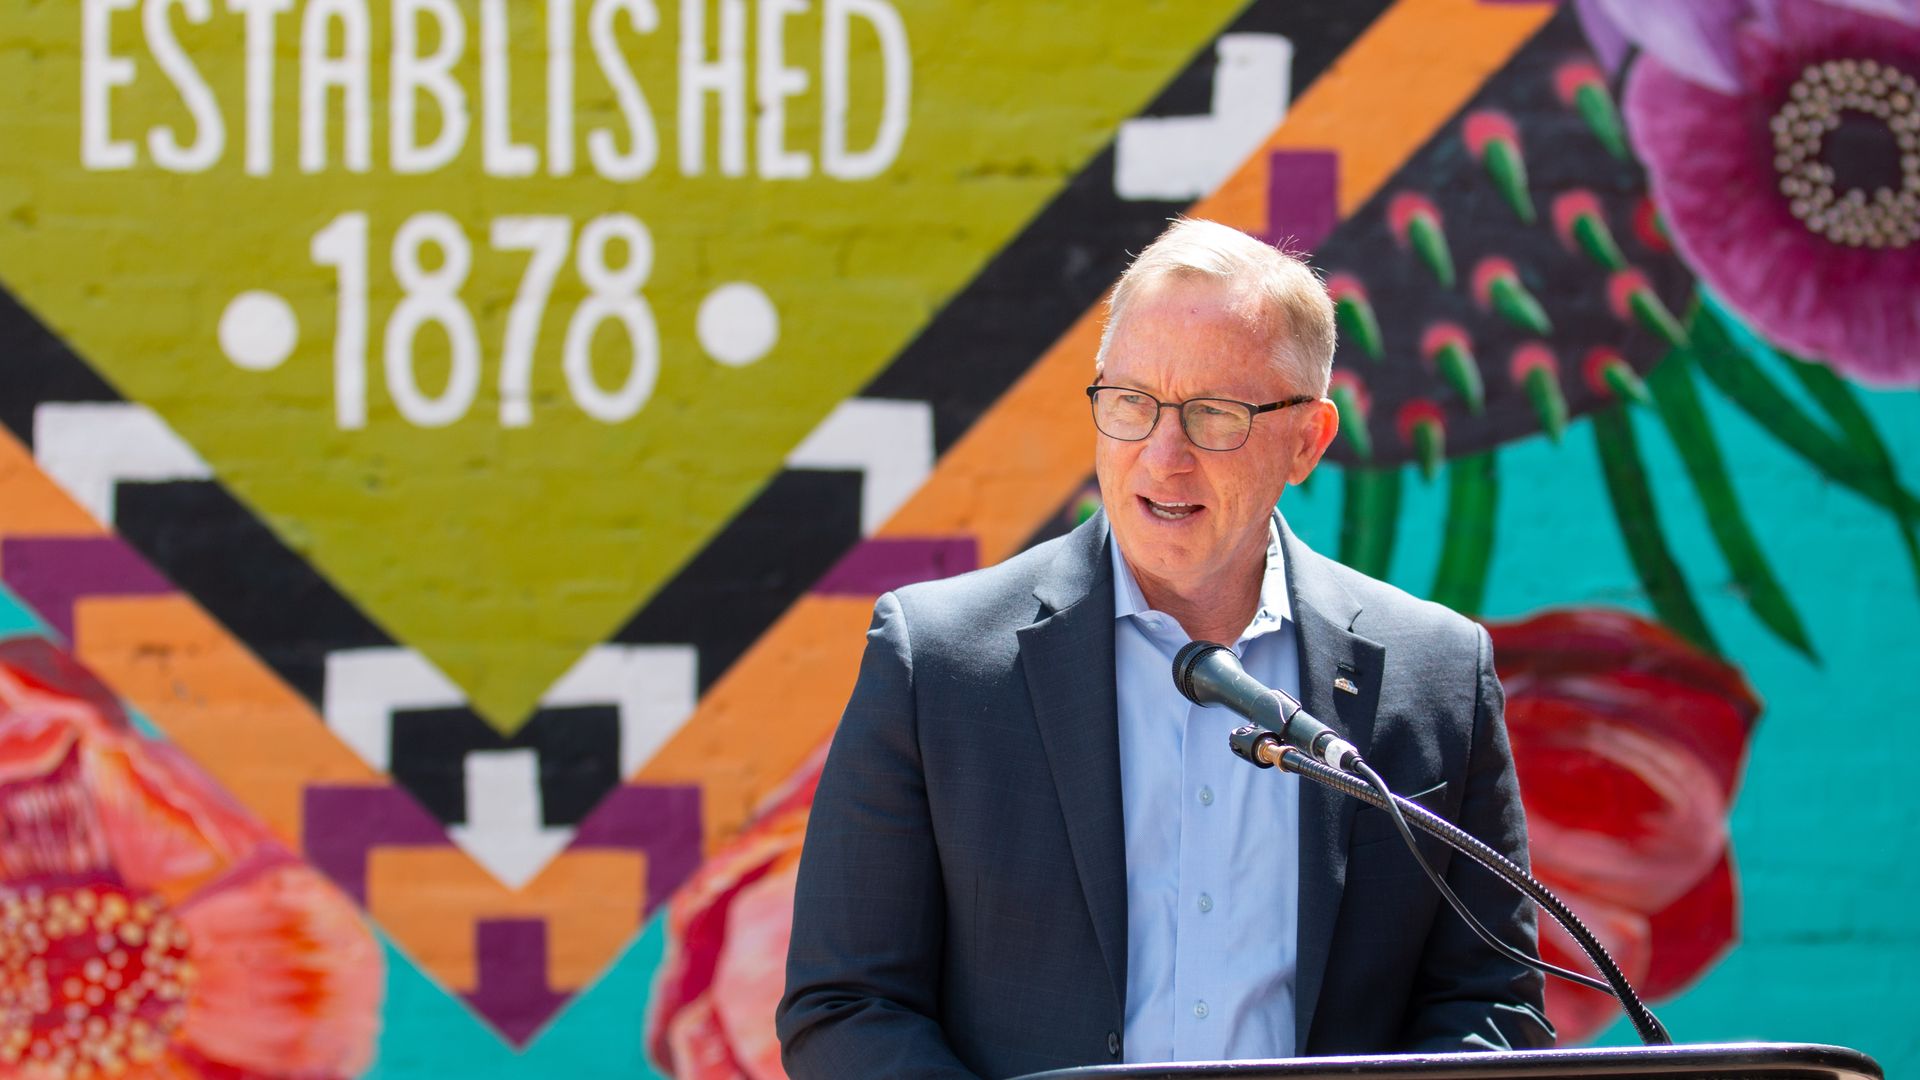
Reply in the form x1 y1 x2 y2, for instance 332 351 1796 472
646 751 821 1079
1488 609 1760 1043
0 638 383 1078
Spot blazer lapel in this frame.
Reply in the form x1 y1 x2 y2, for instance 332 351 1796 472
1018 513 1127 1015
1280 518 1385 1052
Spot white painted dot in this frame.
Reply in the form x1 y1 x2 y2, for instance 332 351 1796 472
218 290 298 371
697 282 778 367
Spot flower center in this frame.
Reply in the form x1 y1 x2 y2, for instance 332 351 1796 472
0 883 193 1074
1772 57 1920 249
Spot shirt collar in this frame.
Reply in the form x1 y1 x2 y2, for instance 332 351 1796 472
1110 511 1293 638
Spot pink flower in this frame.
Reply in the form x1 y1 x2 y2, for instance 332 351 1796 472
1488 609 1759 1043
0 638 383 1078
1603 0 1920 382
1578 0 1919 92
646 753 822 1080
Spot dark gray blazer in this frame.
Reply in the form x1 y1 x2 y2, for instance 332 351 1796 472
778 512 1552 1079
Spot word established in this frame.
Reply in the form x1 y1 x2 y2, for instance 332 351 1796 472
80 0 911 181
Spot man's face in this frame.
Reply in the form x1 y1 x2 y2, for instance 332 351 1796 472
1094 276 1337 601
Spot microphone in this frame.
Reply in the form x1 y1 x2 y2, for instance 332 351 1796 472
1172 641 1361 771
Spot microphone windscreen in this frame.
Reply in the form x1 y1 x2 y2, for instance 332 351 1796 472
1172 641 1231 705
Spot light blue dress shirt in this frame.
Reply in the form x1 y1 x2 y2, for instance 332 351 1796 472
1112 517 1301 1064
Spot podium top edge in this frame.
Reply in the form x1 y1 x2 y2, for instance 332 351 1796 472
1012 1041 1883 1080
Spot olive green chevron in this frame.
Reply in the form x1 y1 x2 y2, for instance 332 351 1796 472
0 0 1242 730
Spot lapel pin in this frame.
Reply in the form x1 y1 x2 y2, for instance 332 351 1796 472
1333 676 1359 695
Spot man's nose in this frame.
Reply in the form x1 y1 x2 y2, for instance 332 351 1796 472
1139 406 1195 473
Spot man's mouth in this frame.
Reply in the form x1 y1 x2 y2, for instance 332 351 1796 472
1140 497 1202 521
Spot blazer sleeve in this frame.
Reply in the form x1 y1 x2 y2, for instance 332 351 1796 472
1397 622 1556 1052
777 591 979 1079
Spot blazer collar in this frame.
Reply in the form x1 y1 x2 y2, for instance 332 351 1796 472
1032 509 1112 615
1278 516 1387 1051
1018 511 1127 1015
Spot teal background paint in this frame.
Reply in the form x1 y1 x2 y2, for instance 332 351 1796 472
0 589 41 638
364 919 671 1080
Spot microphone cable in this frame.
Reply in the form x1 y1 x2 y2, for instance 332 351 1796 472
1349 757 1602 995
1302 748 1671 1046
1186 641 1670 1043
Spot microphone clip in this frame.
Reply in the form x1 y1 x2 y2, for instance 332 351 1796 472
1228 724 1281 769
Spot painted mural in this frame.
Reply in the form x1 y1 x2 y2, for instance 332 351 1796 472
0 0 1916 1076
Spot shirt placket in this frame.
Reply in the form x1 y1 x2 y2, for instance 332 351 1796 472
1171 694 1232 1058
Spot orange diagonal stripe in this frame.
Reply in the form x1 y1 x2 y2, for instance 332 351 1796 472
0 433 102 539
73 595 383 842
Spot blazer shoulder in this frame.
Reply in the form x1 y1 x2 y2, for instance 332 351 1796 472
1302 544 1483 653
888 519 1102 636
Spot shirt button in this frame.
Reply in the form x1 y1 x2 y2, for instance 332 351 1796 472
1198 786 1214 806
1107 1031 1121 1057
1197 892 1213 913
1193 1000 1209 1019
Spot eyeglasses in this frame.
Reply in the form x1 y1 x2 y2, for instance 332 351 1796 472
1085 385 1318 452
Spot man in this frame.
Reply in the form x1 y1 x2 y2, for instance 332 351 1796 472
778 219 1552 1079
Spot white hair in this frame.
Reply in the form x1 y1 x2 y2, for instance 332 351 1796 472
1095 218 1336 395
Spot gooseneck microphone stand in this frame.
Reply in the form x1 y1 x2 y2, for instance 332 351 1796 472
1226 723 1672 1047
1171 636 1672 1046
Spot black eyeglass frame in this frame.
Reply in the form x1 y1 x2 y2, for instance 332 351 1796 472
1084 384 1320 452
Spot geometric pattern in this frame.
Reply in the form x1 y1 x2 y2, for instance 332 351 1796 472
0 304 719 890
0 535 173 639
31 402 211 524
1116 33 1295 201
323 643 697 885
0 425 701 1043
0 0 1557 1052
18 385 710 887
327 631 682 773
786 398 936 536
324 647 468 773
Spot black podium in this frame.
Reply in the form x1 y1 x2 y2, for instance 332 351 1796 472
1013 1042 1882 1079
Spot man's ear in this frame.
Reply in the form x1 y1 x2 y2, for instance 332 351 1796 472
1287 399 1341 486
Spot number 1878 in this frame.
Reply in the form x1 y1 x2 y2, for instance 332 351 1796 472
310 210 659 429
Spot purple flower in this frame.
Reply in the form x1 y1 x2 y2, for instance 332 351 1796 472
1590 0 1920 383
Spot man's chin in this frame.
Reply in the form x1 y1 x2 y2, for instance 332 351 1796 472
1113 533 1204 585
